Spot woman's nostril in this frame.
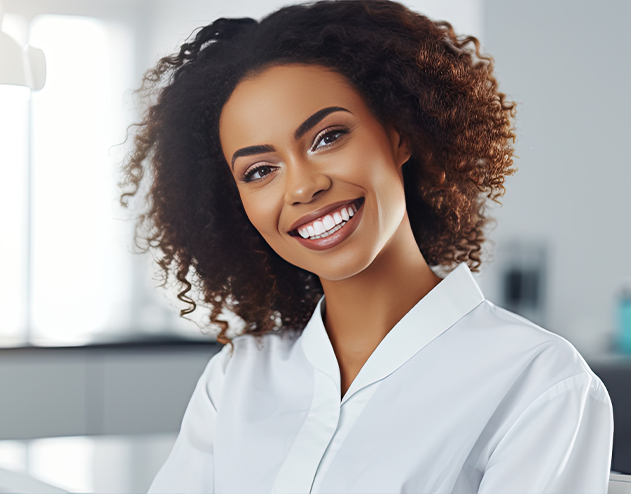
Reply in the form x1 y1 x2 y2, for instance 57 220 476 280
286 181 331 206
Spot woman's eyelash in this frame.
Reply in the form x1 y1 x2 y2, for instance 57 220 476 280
311 126 350 151
242 164 275 183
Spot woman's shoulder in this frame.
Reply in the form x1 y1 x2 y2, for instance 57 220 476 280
453 302 614 492
229 329 302 357
193 330 306 414
201 330 302 381
461 300 583 357
448 299 609 403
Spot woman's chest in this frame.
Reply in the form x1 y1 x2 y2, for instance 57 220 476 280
212 351 525 494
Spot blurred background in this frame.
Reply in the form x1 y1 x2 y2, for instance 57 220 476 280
0 0 630 492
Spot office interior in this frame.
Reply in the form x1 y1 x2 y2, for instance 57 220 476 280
0 0 630 492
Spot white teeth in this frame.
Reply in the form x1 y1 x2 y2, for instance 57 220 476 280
309 221 345 239
294 200 363 240
313 220 325 235
322 215 335 230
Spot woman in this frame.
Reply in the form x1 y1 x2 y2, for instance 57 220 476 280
120 1 614 492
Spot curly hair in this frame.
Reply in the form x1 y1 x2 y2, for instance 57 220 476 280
119 0 516 344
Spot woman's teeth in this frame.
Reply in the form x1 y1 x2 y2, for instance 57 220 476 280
297 202 358 240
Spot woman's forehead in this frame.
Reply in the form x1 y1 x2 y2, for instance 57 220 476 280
218 64 366 152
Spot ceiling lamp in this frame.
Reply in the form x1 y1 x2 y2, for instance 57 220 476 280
0 2 46 90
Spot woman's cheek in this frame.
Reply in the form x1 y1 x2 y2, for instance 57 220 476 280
242 194 279 237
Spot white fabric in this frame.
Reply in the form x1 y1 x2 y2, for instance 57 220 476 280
148 263 613 494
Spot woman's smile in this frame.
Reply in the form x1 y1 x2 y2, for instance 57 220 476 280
219 63 411 281
290 197 364 251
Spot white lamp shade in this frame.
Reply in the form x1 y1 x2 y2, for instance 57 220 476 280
24 44 46 90
0 29 26 85
0 30 46 90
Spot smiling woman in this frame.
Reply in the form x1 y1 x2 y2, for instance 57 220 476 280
220 65 414 281
119 1 613 493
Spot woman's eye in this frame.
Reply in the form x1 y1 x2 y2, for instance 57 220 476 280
311 127 348 152
243 164 275 183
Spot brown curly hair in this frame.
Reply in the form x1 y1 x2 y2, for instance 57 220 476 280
119 0 516 344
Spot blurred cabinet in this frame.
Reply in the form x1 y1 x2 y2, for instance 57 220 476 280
592 357 631 475
0 342 220 439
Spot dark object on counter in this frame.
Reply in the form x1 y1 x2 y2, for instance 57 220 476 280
592 360 631 474
498 241 547 328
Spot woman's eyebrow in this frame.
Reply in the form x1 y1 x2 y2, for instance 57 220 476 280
294 106 350 140
230 106 351 170
231 144 275 169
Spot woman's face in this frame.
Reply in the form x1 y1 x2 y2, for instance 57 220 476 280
219 64 411 281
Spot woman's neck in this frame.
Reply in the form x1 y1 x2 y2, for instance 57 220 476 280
319 213 441 396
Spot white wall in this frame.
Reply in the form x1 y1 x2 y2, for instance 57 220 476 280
480 0 631 355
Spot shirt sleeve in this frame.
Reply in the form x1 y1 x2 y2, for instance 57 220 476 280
147 344 232 494
479 373 614 494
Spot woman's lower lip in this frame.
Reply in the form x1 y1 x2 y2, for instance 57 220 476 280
292 200 364 251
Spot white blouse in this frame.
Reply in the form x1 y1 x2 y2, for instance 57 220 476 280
148 263 613 494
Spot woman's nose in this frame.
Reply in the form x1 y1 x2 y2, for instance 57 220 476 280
283 160 332 205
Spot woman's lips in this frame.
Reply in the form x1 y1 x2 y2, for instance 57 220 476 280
291 198 364 251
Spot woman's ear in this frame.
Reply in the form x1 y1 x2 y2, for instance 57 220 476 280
397 135 412 168
386 125 412 168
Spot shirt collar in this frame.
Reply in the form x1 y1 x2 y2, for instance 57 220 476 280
299 263 485 404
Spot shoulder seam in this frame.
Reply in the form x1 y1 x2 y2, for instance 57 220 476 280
508 372 609 429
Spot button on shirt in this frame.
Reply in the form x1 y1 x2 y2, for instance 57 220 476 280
148 263 614 494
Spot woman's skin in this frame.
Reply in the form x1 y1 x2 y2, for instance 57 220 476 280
220 64 442 397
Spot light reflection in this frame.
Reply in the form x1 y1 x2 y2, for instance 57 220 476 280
0 433 176 494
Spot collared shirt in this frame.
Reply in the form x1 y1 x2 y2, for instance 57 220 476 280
148 263 613 494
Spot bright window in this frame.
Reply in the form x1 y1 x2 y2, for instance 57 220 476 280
0 14 206 347
28 15 134 345
0 86 29 346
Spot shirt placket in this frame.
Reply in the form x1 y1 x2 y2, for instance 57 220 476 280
271 367 340 494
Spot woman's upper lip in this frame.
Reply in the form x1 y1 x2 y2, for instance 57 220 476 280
287 198 361 233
